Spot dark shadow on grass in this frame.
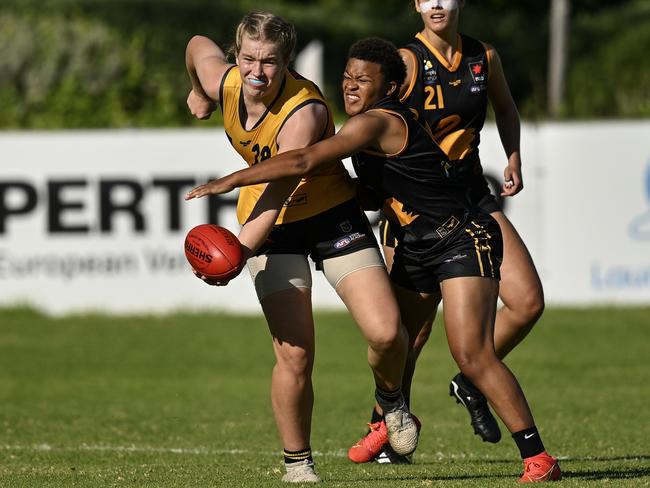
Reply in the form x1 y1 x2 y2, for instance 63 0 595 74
564 467 650 481
415 454 650 466
328 473 514 483
330 454 650 483
567 454 650 462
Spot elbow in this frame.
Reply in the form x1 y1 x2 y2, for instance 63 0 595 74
188 35 207 46
293 150 316 176
186 35 200 52
186 35 212 57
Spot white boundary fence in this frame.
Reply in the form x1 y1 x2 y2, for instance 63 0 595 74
1 122 649 315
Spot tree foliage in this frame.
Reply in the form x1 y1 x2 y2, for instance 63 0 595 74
0 0 647 128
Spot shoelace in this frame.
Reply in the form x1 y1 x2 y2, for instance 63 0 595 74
360 421 386 451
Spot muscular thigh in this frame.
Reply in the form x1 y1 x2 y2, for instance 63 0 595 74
392 282 440 344
441 276 499 359
490 211 543 304
260 286 315 361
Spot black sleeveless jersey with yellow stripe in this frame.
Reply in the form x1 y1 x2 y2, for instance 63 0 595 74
219 66 355 225
400 33 491 182
351 97 472 257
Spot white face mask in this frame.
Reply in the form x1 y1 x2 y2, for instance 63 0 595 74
418 0 460 13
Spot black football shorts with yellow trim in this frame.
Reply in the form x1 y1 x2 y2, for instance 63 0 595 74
389 212 503 293
378 215 399 248
255 198 378 265
378 189 501 252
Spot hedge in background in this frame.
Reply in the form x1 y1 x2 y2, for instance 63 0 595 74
0 0 648 129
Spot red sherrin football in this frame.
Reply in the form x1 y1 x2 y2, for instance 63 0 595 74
184 224 243 280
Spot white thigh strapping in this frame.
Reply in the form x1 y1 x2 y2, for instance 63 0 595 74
321 247 386 290
247 254 312 301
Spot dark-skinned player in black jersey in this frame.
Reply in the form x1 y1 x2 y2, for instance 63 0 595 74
355 0 546 465
185 36 561 483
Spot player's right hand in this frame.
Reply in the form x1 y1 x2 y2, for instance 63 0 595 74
185 176 236 200
187 89 217 119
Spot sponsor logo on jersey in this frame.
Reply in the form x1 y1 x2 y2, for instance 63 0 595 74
468 61 486 83
436 215 460 238
240 139 252 147
284 193 307 207
423 59 437 85
470 84 487 93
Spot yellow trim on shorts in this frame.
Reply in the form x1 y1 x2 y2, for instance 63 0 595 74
465 221 496 278
465 226 484 277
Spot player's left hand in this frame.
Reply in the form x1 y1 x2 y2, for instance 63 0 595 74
185 177 236 200
191 262 244 286
501 163 523 197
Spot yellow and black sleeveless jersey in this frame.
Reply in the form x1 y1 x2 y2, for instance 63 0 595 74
400 33 494 204
351 96 473 258
219 66 355 225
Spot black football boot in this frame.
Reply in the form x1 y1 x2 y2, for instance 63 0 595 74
449 373 501 443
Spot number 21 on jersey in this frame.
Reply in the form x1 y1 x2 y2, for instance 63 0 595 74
424 85 445 110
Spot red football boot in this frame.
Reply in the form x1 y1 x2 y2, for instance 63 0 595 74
519 452 562 483
347 421 388 463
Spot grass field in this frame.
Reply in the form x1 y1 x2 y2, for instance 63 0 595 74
1 306 649 487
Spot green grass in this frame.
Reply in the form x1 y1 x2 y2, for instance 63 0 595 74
1 306 649 487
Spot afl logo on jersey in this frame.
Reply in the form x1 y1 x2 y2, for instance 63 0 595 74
423 59 438 85
468 61 486 84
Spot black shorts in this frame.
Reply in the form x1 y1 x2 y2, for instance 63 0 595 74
378 185 500 249
389 212 503 293
255 199 378 265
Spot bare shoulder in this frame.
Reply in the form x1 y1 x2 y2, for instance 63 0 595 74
277 101 329 151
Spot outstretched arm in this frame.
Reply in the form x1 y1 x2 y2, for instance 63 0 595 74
233 112 390 259
185 35 233 119
486 44 523 197
185 112 388 200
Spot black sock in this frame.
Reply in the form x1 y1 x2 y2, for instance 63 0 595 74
284 447 313 465
370 406 383 424
459 373 481 395
512 427 545 459
375 386 403 413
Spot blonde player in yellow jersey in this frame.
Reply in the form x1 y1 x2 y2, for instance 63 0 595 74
184 12 418 483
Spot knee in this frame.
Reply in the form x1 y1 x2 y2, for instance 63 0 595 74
517 287 545 326
275 344 313 377
367 319 406 355
453 348 496 378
